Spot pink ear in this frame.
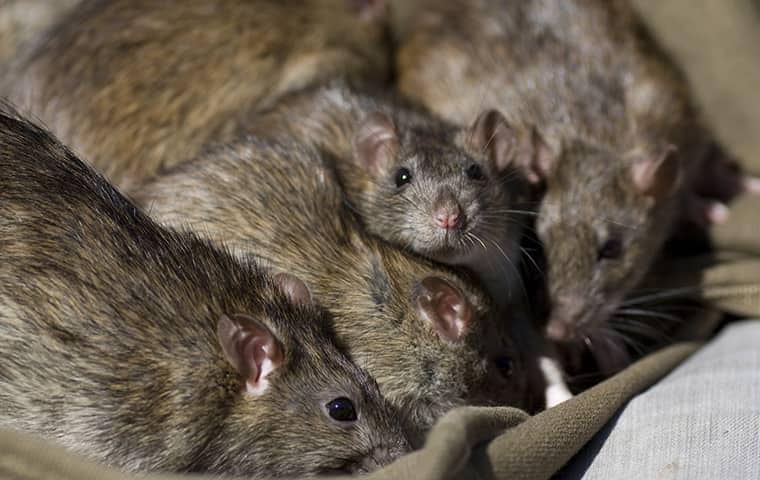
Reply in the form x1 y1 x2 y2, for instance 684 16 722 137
470 109 519 172
469 110 555 181
415 277 473 342
527 129 556 184
273 272 312 306
631 145 681 198
217 314 283 396
353 111 399 177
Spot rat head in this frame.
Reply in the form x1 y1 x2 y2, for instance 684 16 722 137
209 274 412 476
366 254 527 436
530 140 682 343
350 109 529 267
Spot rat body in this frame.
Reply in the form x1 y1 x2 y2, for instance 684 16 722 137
137 134 539 434
0 106 411 476
2 0 390 190
247 80 531 306
395 0 715 369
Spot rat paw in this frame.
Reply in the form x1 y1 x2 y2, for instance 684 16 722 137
693 145 757 201
686 195 729 226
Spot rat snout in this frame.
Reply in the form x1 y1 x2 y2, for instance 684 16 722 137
545 295 587 342
432 189 463 230
434 205 461 229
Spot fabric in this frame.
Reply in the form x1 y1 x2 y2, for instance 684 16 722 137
1 1 759 479
559 320 760 480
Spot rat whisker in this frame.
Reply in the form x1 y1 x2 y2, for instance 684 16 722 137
467 231 489 253
621 286 702 306
609 317 674 343
615 308 683 323
481 234 528 300
520 245 543 276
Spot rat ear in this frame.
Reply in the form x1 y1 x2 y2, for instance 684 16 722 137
273 272 312 306
470 109 516 172
469 110 555 182
353 111 399 177
414 277 473 342
526 129 556 184
630 145 681 198
217 314 283 396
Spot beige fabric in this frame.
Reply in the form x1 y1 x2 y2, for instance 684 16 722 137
0 1 759 479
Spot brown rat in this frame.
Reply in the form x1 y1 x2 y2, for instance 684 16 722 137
136 134 540 435
247 80 532 305
2 0 391 191
0 105 412 476
394 0 740 372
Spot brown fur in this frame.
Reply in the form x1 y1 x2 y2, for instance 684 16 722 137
0 105 411 476
0 0 81 69
2 0 391 190
395 0 711 357
136 135 535 437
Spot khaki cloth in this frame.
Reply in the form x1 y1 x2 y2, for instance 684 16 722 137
1 1 759 479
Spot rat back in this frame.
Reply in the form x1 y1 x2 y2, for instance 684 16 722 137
2 0 391 190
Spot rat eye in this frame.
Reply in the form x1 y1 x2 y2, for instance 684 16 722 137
466 163 484 181
325 397 357 423
394 167 412 188
598 237 623 260
494 355 514 378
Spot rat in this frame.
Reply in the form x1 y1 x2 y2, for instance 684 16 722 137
246 79 532 306
1 0 391 191
0 104 412 476
393 0 759 373
136 133 542 437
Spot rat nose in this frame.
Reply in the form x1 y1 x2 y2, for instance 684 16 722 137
434 205 461 229
546 319 573 342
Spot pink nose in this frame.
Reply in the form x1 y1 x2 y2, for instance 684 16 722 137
434 208 460 229
546 320 572 342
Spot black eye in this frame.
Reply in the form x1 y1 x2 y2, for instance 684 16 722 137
326 397 357 423
466 164 484 181
494 355 514 378
394 167 412 188
598 237 623 260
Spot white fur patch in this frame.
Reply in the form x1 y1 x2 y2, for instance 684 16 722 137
540 356 574 407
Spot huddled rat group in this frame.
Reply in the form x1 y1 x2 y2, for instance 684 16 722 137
0 0 755 477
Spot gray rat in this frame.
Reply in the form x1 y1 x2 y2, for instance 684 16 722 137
2 0 390 191
136 134 539 436
0 105 412 476
394 0 753 371
247 80 532 306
